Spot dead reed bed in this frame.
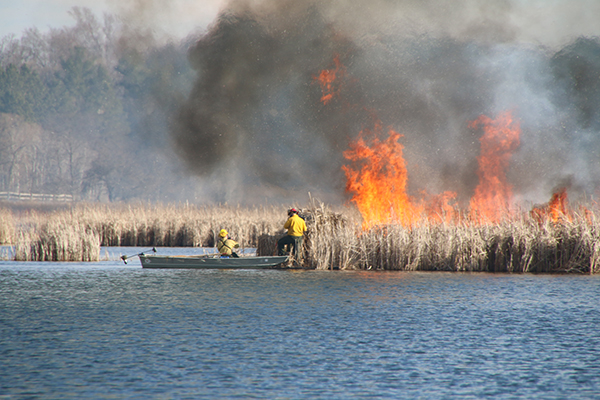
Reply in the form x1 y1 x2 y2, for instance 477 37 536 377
302 204 600 273
75 202 287 248
255 201 361 266
3 202 289 261
0 208 14 245
2 200 600 272
14 212 100 261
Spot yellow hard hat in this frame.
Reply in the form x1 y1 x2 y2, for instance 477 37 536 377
219 229 228 237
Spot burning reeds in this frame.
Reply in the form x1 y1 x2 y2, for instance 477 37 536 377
1 199 599 273
300 202 600 273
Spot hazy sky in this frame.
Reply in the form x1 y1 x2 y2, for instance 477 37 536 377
0 0 226 39
2 0 599 47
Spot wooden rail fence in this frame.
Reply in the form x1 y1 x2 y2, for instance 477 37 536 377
0 192 73 202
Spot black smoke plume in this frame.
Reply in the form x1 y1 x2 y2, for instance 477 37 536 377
171 0 600 206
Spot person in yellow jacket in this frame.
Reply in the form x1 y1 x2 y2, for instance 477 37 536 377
277 208 307 257
217 229 240 258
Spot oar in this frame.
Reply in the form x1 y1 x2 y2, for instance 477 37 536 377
121 247 157 264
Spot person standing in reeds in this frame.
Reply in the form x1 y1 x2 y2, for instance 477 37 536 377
277 208 307 257
218 229 240 258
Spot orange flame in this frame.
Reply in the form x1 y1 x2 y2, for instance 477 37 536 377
548 188 570 222
342 123 424 229
531 187 572 224
314 54 345 105
342 111 521 229
468 111 521 223
317 56 528 229
421 191 459 224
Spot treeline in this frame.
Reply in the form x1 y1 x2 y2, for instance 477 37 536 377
0 7 196 202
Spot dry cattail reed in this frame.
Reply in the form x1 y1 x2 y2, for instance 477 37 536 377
14 213 100 261
301 202 600 273
4 202 288 261
2 201 600 272
0 208 15 245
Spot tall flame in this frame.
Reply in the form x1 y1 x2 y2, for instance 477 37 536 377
468 111 521 223
315 56 535 229
342 110 521 228
342 123 423 229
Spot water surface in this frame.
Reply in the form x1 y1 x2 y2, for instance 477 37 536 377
1 253 599 399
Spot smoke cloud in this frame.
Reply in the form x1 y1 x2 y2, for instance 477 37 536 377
170 0 600 206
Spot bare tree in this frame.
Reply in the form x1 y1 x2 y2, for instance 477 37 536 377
0 113 43 193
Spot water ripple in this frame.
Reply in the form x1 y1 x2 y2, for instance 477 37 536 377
1 265 599 399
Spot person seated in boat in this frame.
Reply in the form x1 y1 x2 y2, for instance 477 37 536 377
217 229 240 258
277 208 307 257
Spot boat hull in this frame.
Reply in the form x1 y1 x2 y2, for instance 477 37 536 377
139 254 290 269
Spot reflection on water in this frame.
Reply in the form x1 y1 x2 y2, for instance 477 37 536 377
1 259 599 399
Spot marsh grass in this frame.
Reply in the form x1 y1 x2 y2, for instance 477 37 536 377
303 205 600 273
14 222 100 261
1 200 599 273
0 208 14 245
3 202 288 261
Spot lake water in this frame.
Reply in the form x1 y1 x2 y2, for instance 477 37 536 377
1 247 599 399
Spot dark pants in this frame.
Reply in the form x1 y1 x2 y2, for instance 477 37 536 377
277 235 303 257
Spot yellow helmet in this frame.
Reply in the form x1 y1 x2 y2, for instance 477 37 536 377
219 229 228 237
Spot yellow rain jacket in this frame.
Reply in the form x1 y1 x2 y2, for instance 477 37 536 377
284 214 307 237
218 237 239 256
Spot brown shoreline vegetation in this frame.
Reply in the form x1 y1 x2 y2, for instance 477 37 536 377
1 200 599 274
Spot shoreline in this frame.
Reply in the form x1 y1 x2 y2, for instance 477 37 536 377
0 201 598 274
